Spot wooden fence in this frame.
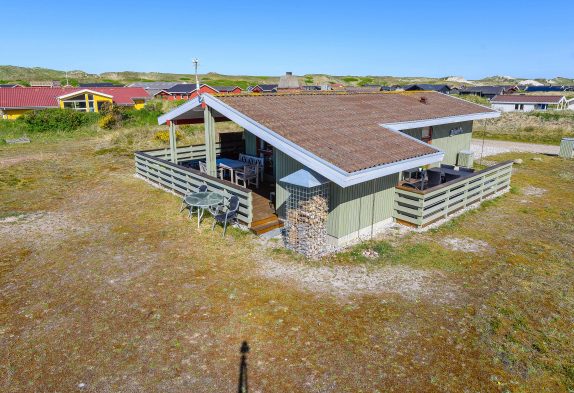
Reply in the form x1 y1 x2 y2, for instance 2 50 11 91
134 150 253 225
141 140 244 163
393 161 513 227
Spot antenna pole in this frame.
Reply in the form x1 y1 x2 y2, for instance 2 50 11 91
65 71 69 87
193 58 201 101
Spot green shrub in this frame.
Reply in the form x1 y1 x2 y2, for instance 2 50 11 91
342 77 359 83
20 109 99 132
143 100 163 114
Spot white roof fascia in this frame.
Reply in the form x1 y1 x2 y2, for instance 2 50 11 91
57 89 113 100
382 112 499 131
157 96 202 124
157 94 446 187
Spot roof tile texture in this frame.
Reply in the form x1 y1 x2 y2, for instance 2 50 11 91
217 92 495 173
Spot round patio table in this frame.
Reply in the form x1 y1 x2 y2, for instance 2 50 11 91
184 191 225 228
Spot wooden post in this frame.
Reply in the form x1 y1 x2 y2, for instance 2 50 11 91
204 106 217 177
169 121 177 164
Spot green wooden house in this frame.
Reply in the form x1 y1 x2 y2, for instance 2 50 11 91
135 91 512 250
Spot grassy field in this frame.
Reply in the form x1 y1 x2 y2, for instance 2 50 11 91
0 118 573 392
474 111 574 145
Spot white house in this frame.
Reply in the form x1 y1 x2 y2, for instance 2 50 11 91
491 95 566 112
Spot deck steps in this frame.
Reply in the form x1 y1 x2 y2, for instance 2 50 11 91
250 214 283 235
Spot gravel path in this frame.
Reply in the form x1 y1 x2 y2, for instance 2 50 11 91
470 139 559 159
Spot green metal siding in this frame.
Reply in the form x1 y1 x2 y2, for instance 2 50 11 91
401 121 473 166
274 149 398 239
430 121 473 165
244 129 257 156
327 175 398 238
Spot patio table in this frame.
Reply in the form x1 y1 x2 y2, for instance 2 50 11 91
216 158 246 183
184 191 225 228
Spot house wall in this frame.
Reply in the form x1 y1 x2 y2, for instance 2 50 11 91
59 92 113 113
401 121 473 166
244 130 257 156
274 149 398 245
492 103 551 112
1 108 33 120
133 99 146 110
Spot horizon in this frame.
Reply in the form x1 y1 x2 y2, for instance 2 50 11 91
1 0 573 79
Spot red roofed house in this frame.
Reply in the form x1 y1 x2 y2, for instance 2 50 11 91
491 95 567 112
0 87 149 119
155 84 241 101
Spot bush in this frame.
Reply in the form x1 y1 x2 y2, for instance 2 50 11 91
143 100 163 114
20 109 99 132
154 129 183 142
98 114 116 130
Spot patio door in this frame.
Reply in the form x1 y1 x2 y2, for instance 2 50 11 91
256 137 274 181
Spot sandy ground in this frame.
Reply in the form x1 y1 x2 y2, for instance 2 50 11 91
470 139 560 159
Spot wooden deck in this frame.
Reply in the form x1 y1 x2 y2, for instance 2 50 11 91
250 184 283 235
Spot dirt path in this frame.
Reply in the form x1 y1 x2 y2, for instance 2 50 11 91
470 138 559 159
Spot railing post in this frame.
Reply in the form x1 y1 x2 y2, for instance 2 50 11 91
169 122 178 164
204 106 217 177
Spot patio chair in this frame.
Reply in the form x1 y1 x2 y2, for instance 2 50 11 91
212 195 240 237
235 165 259 188
427 170 442 188
441 164 455 170
199 161 224 179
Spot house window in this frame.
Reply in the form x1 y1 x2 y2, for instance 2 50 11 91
421 126 433 143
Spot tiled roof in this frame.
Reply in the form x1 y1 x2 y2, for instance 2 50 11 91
0 87 149 109
217 92 495 173
491 95 564 104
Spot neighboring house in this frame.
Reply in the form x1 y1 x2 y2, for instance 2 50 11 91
250 84 278 93
155 84 241 100
212 86 242 94
402 84 452 94
138 91 508 250
491 95 567 112
458 85 518 100
344 86 383 93
128 82 179 97
567 98 574 110
301 85 322 91
524 86 566 93
0 87 149 119
0 84 23 88
79 83 124 88
29 81 61 87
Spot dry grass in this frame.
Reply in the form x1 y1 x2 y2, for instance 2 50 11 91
474 111 574 145
0 134 573 392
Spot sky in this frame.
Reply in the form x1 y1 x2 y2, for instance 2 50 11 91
1 0 573 79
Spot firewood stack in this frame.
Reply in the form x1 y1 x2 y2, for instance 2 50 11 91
284 194 329 258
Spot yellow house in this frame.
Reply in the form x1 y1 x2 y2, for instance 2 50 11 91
58 90 114 113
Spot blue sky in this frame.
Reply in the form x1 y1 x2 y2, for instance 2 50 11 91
2 0 573 79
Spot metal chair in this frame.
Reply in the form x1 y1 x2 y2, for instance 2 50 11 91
180 183 209 218
212 195 240 237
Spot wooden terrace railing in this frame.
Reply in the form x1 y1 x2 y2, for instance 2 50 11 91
393 161 514 228
134 148 253 225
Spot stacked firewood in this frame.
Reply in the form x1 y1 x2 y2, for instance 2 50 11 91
284 194 329 258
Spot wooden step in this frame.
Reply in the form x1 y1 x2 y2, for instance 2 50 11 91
251 215 283 235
